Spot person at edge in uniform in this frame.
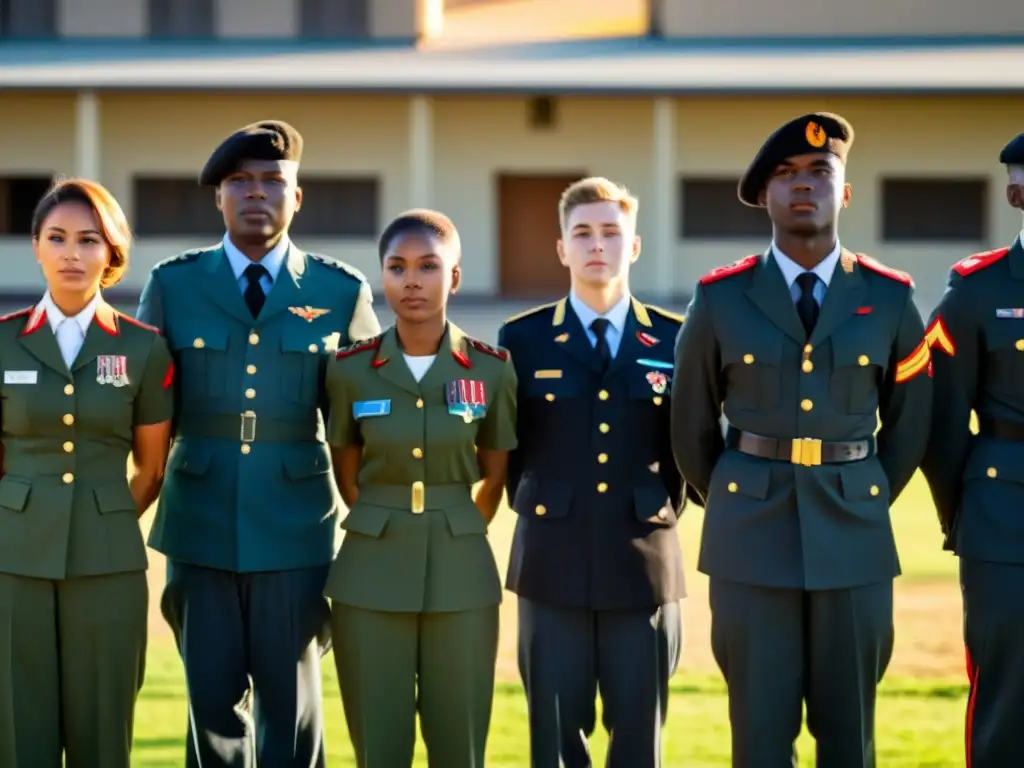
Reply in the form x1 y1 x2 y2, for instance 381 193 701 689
920 131 1024 768
324 209 516 767
497 177 688 768
0 178 174 768
136 120 381 768
671 113 933 768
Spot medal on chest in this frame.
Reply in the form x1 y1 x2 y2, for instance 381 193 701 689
97 355 130 387
445 379 487 423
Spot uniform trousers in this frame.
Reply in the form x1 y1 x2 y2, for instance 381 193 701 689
709 579 894 768
961 559 1024 768
330 602 499 767
0 570 148 768
161 561 331 768
517 597 682 768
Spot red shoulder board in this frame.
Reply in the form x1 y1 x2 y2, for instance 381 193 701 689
699 255 758 286
951 247 1010 277
116 312 161 334
856 254 913 286
469 339 509 361
0 307 32 323
335 336 381 361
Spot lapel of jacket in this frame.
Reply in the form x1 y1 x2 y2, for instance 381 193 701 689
807 248 868 348
418 322 474 395
371 326 422 397
256 245 306 324
198 245 257 326
16 301 69 380
71 299 121 373
551 297 603 374
744 250 808 346
604 297 652 381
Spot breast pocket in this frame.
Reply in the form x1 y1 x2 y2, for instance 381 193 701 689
170 326 229 400
719 334 783 411
522 375 582 405
984 324 1024 395
830 325 890 414
279 337 321 405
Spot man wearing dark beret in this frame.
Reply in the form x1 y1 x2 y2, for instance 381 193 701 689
137 119 381 767
672 112 932 766
922 131 1024 768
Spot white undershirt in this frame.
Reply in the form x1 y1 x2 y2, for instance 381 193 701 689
403 354 436 382
43 291 99 369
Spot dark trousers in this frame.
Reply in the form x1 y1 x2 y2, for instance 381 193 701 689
961 559 1024 768
517 597 682 768
161 561 331 768
709 579 894 768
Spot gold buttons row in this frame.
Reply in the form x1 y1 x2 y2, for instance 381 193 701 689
63 414 74 426
988 467 998 478
62 473 73 484
541 393 661 406
729 480 880 496
412 448 423 459
416 398 424 409
599 390 609 400
195 333 262 348
64 384 74 396
598 453 608 464
247 365 257 375
245 388 256 399
1016 340 1024 351
801 399 813 412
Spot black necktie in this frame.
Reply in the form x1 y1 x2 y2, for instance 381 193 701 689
795 272 820 337
591 318 612 372
243 263 269 318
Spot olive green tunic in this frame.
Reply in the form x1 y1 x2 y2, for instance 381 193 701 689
0 299 174 768
324 322 517 767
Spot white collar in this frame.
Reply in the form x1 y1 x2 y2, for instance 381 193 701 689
771 241 842 289
222 233 291 282
569 289 632 334
43 290 99 335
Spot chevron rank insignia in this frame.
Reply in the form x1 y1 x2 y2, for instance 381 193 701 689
925 316 955 356
895 338 931 383
289 306 331 322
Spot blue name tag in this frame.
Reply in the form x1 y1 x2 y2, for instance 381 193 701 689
353 400 391 419
636 358 674 370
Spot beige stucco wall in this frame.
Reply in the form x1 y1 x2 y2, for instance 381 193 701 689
1 91 1022 315
58 0 146 37
217 0 298 38
658 0 1024 37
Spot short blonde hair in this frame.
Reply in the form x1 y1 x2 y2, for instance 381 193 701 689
558 176 639 231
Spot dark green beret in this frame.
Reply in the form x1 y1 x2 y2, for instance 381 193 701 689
738 112 854 207
199 120 303 186
999 133 1024 165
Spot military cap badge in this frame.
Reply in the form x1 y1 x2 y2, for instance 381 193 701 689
805 121 827 148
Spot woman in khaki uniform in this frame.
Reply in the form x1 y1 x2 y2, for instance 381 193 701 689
325 209 517 767
0 178 174 768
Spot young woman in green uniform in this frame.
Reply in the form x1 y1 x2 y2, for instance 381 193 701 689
325 209 517 767
0 178 174 768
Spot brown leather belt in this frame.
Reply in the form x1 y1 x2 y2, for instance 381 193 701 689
725 427 875 467
979 416 1024 442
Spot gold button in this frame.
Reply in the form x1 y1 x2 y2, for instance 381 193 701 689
987 467 998 478
597 482 608 493
1017 340 1024 351
63 414 74 426
598 453 609 464
653 396 663 405
308 344 318 353
246 365 257 375
858 355 870 367
245 388 256 399
599 423 610 434
412 447 423 458
416 398 424 409
249 333 259 345
193 338 205 349
62 473 73 484
598 390 609 400
870 485 880 496
241 444 251 455
62 441 73 453
804 344 813 353
801 399 813 412
657 509 668 520
545 393 555 402
743 354 754 364
802 360 813 373
728 482 738 493
535 504 547 516
63 384 74 395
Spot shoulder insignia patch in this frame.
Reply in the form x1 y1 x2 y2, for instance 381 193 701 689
469 338 509 361
925 315 956 356
0 307 32 323
153 249 206 270
895 337 931 384
951 247 1010 278
856 254 913 286
699 255 758 286
502 301 557 326
335 335 382 361
116 312 161 334
308 253 369 283
646 305 686 324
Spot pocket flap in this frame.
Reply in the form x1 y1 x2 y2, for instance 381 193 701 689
964 442 1024 485
171 325 229 352
281 335 324 354
839 460 890 502
173 443 213 476
511 474 572 519
713 451 772 500
283 452 331 480
93 482 137 514
522 377 581 401
444 503 488 536
634 483 676 526
0 477 30 512
720 333 783 368
341 503 391 538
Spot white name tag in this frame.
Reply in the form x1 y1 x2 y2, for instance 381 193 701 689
4 370 37 385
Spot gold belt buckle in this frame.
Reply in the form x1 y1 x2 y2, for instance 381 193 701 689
240 411 257 443
790 437 822 467
411 481 425 514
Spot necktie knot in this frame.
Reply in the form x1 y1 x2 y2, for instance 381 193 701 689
244 263 269 285
795 272 818 297
590 317 611 340
590 318 612 372
795 272 820 336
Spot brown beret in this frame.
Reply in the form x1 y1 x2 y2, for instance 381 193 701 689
738 112 854 207
199 120 303 186
1000 132 1024 165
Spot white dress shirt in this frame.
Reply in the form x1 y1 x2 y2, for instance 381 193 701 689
569 290 631 358
404 354 436 383
222 233 290 294
771 240 842 307
43 290 100 369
